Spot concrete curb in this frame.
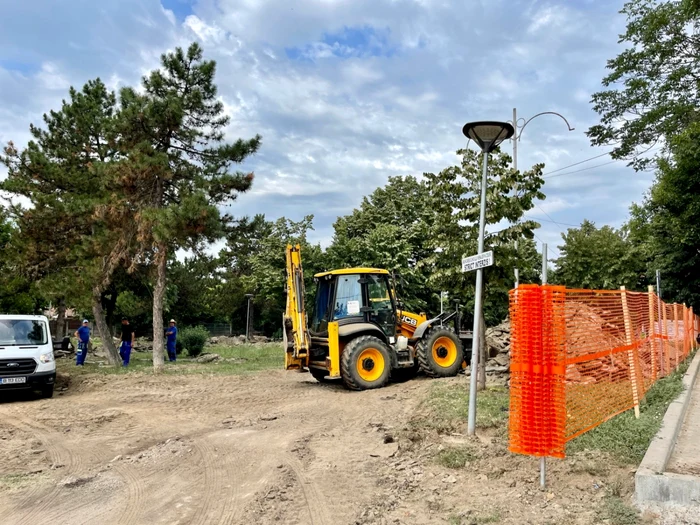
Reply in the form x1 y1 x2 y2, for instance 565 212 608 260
635 350 700 506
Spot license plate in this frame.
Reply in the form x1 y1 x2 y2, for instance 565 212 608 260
0 377 26 384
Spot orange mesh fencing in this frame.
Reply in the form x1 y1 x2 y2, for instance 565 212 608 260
508 285 698 458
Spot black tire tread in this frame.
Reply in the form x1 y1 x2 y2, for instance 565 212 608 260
309 368 329 383
340 335 391 391
416 327 463 378
41 385 54 399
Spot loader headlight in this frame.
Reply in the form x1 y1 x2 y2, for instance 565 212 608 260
39 353 54 363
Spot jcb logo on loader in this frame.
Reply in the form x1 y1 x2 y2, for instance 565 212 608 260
401 315 417 327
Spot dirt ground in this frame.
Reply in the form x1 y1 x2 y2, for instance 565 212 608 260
0 369 667 525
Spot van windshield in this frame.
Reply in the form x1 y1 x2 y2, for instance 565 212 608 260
0 320 48 346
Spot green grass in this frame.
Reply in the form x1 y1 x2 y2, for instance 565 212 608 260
596 495 640 525
447 513 501 524
0 473 47 489
57 343 283 377
568 351 695 463
411 383 510 434
435 445 479 468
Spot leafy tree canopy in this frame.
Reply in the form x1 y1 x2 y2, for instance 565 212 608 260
588 0 700 169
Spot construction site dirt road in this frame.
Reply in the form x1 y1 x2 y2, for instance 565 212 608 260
0 370 651 525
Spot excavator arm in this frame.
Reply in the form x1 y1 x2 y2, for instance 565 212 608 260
283 244 311 370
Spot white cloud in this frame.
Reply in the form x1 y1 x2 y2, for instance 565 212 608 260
0 0 648 250
183 15 227 45
37 63 70 91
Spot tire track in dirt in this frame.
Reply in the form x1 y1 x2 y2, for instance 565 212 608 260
2 417 89 525
189 434 233 525
283 457 333 525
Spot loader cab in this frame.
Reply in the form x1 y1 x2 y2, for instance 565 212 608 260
310 269 396 338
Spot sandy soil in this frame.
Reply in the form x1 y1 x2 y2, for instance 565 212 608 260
0 370 662 525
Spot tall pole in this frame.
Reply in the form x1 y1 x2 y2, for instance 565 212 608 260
467 150 489 436
542 244 548 285
513 108 519 289
245 294 253 342
541 243 548 488
656 270 664 374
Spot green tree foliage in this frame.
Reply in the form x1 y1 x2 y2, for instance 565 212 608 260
326 176 433 313
420 148 544 324
116 43 261 371
588 0 700 169
326 149 544 325
0 79 125 363
0 210 42 314
219 214 324 336
167 255 221 327
628 123 700 308
551 220 644 290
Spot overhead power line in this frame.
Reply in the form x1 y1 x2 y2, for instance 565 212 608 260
544 159 620 179
525 214 579 228
541 151 612 176
532 201 571 230
533 232 561 259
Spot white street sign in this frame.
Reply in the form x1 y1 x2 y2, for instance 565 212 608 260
461 251 494 273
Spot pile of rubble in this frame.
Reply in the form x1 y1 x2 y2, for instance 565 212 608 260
208 334 271 346
484 319 511 376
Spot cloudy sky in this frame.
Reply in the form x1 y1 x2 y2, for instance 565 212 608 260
0 0 654 258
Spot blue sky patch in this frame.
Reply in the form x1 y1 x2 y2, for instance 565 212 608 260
286 25 397 61
160 0 195 22
0 59 37 75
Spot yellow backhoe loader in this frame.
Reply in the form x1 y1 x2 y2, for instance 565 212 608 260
283 244 473 390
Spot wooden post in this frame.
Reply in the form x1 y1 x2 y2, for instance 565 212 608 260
621 286 641 419
663 305 670 374
684 306 689 357
648 286 657 381
674 304 680 367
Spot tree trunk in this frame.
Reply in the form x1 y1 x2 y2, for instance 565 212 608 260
92 287 120 366
104 286 118 337
152 243 167 373
478 312 487 391
55 297 67 339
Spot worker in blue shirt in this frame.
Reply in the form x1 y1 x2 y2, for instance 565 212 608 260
166 319 178 362
74 319 90 366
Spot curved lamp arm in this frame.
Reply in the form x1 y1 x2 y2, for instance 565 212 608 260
514 111 574 141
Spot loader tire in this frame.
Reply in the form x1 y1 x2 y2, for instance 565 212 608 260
416 327 463 378
341 336 391 391
309 368 330 383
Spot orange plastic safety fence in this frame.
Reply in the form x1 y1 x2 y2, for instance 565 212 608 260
508 285 698 458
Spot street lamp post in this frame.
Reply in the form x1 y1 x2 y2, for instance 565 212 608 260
510 108 574 288
462 121 515 436
245 294 254 342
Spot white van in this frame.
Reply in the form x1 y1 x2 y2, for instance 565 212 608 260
0 315 56 398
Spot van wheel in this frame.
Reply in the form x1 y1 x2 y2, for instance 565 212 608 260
417 328 463 378
341 336 391 391
41 385 54 399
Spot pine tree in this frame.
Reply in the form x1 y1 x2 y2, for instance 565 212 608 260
117 43 261 371
1 79 126 364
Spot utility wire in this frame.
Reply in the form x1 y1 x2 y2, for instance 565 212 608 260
541 151 612 176
533 232 561 258
533 201 571 230
525 214 579 228
544 159 619 179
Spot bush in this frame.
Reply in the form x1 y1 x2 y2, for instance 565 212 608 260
179 326 209 357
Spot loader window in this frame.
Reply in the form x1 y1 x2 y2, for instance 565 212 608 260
367 275 395 337
333 274 362 319
311 279 334 333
